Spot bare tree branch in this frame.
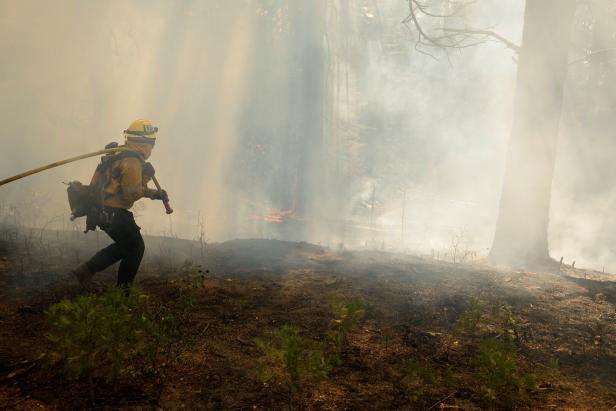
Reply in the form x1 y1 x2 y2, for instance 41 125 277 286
442 28 520 52
413 0 475 18
402 0 446 48
402 0 519 60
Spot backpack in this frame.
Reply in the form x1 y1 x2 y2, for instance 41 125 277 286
67 143 145 232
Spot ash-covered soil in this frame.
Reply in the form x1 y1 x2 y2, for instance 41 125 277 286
1 238 616 410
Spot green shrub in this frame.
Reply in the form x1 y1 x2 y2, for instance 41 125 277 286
45 287 183 384
179 259 205 278
401 359 436 403
495 305 520 344
454 301 522 344
400 359 454 405
454 297 484 336
255 325 330 394
476 339 537 407
326 296 366 363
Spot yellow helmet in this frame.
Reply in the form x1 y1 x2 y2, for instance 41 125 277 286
124 118 158 143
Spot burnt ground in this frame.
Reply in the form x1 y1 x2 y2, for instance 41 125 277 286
1 238 616 410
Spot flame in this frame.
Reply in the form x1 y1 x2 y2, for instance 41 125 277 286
238 197 297 224
262 207 296 223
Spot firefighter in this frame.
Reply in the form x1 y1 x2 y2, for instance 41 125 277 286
71 119 167 289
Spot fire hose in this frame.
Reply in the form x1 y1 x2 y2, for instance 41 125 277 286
0 147 173 214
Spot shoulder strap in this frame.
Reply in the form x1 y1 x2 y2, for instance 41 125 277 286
96 149 144 174
116 150 145 164
113 149 145 164
93 149 147 203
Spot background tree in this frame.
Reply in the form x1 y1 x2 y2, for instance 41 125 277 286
404 0 577 267
489 0 576 267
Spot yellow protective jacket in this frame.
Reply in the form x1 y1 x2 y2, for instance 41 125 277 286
89 151 151 210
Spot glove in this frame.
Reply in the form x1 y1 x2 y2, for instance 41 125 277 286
143 162 155 179
146 188 168 202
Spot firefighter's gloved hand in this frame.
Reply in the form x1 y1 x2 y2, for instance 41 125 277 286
143 162 155 179
158 190 169 202
146 188 168 202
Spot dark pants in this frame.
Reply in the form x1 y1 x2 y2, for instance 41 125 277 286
85 208 145 287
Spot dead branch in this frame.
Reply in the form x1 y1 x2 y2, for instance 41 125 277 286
402 0 445 48
442 28 520 52
413 0 475 19
402 0 519 59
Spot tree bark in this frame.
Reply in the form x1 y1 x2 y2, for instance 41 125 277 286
489 0 576 267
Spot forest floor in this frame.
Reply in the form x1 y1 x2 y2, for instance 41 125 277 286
1 238 616 410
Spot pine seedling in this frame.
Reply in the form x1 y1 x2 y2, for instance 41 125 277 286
255 325 330 396
326 296 366 364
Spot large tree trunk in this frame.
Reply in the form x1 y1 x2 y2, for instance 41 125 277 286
289 1 327 240
489 0 576 267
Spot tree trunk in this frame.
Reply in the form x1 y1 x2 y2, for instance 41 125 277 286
290 0 327 240
489 0 576 267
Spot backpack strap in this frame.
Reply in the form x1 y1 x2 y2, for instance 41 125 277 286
113 149 146 164
83 147 147 232
93 147 146 201
104 148 144 166
96 148 144 175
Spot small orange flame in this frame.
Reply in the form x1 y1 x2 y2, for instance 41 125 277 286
262 207 295 223
241 197 298 224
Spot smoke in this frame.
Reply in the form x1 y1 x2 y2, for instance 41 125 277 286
0 1 614 271
0 1 256 240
